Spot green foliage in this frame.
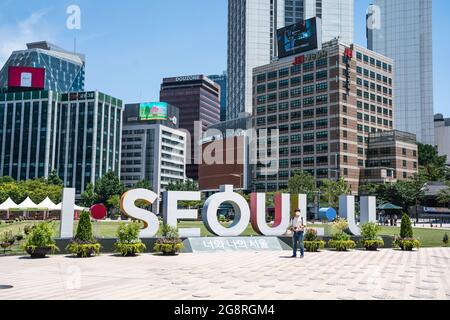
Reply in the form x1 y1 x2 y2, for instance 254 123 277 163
47 170 63 186
418 144 449 181
1 230 15 245
436 188 450 207
23 221 59 253
114 222 146 256
115 242 146 256
66 211 100 257
94 171 125 211
399 214 413 239
66 243 101 257
80 183 96 207
287 170 317 202
154 241 184 255
443 233 449 246
166 180 198 191
332 231 350 241
394 237 420 251
328 240 356 251
304 228 318 241
0 179 63 204
155 224 184 255
332 218 349 234
74 211 94 242
304 240 325 252
166 180 203 209
362 239 384 250
117 222 141 243
219 215 227 222
360 222 381 241
134 180 152 189
359 174 426 212
321 177 350 208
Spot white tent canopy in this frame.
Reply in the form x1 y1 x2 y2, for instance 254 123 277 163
17 197 39 210
0 198 19 211
37 197 60 211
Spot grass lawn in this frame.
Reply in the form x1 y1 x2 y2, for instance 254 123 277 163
1 220 448 255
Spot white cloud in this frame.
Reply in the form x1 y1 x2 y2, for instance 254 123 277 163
0 9 54 66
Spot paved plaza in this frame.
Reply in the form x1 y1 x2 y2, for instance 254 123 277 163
1 248 450 300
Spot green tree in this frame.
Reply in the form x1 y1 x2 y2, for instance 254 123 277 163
80 183 97 207
47 170 63 186
287 170 317 202
321 177 350 208
94 172 125 212
418 143 448 182
166 180 199 192
399 213 414 239
166 180 202 209
107 195 121 217
74 211 94 242
0 176 14 184
436 188 450 207
134 180 152 190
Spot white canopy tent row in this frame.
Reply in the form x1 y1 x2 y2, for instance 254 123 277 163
0 197 88 220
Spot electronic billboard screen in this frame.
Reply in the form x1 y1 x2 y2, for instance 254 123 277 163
277 17 322 58
8 66 45 89
139 102 168 120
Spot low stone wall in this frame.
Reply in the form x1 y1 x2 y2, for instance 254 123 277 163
55 238 189 254
55 235 395 254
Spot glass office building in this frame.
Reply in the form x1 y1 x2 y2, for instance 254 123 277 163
0 41 85 93
208 72 227 122
0 90 123 194
285 0 354 44
227 0 285 120
367 0 434 145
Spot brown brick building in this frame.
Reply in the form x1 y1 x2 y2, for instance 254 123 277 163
363 130 418 184
160 75 221 180
252 39 409 193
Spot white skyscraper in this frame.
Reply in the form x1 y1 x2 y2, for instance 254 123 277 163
227 0 285 120
367 0 434 145
284 0 354 44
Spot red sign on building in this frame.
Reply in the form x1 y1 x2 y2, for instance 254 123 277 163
344 48 353 59
293 55 305 66
8 66 45 89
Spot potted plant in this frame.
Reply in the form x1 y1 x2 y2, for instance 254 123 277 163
360 222 384 251
154 224 184 255
1 231 15 254
303 228 325 252
393 214 420 251
23 221 59 258
443 233 449 247
66 211 101 258
328 218 356 251
114 222 146 257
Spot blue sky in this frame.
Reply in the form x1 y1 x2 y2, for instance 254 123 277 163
0 0 448 116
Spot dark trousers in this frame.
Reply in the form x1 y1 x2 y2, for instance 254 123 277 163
292 231 304 257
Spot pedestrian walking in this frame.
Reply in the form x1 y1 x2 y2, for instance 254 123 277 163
290 209 305 258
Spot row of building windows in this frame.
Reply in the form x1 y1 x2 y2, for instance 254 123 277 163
356 90 393 106
255 60 328 84
356 78 392 95
356 66 392 85
256 92 329 105
256 80 329 94
355 52 392 73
